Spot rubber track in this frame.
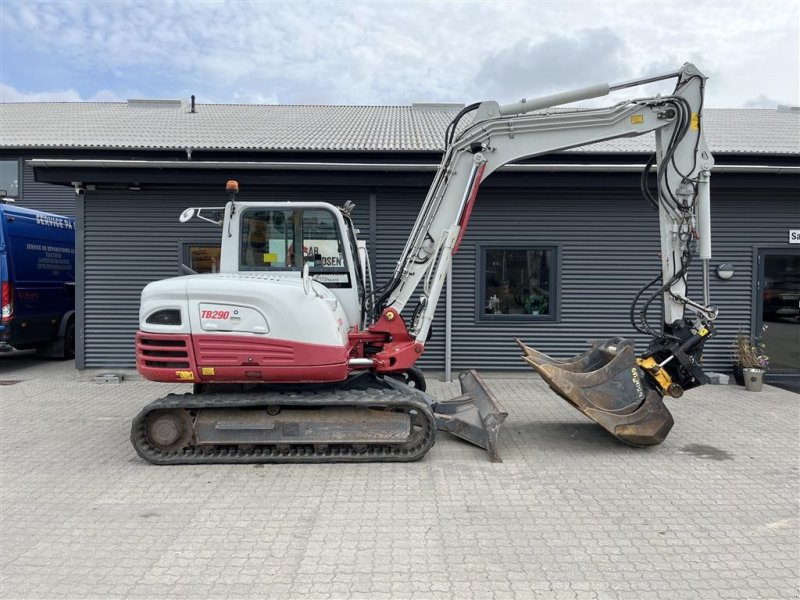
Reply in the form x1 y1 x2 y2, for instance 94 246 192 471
130 388 436 465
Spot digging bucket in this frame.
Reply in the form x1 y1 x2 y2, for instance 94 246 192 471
515 338 673 446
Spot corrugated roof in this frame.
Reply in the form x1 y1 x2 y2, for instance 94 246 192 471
0 102 798 155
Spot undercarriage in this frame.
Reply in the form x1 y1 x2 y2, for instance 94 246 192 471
131 370 507 464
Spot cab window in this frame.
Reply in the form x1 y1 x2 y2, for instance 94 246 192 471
239 208 347 281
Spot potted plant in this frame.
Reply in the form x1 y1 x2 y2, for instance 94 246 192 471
731 327 769 390
525 293 549 316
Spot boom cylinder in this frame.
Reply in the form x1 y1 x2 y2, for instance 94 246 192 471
696 171 712 260
697 171 712 307
498 64 693 117
499 84 610 116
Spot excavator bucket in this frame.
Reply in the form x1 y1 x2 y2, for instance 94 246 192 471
514 338 673 446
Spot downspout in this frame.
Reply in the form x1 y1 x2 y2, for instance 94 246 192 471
75 189 86 369
445 261 452 382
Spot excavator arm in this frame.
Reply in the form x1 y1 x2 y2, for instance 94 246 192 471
379 63 714 335
373 63 717 447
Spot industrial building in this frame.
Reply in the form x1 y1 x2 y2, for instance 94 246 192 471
1 101 798 379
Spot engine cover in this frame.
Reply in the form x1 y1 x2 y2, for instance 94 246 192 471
137 273 352 383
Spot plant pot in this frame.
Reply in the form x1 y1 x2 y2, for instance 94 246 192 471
743 368 764 392
733 364 745 386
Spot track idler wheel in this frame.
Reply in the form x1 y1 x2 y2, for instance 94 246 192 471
515 338 673 446
144 409 193 452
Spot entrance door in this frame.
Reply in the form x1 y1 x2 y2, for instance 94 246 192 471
756 249 800 377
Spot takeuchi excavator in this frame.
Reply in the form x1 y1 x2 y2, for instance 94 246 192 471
131 63 717 464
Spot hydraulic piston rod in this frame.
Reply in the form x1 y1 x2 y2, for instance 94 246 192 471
498 65 695 116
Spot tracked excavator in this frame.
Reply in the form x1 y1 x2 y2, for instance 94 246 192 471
131 63 718 464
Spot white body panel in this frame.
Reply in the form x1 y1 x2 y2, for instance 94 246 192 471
140 273 350 348
217 201 362 328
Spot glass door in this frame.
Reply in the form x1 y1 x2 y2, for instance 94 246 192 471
757 249 800 377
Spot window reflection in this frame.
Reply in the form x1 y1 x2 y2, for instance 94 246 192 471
484 248 553 317
239 208 346 273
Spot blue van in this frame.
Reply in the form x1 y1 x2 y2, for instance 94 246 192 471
0 202 76 358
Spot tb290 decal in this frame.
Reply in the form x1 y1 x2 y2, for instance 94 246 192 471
201 310 230 320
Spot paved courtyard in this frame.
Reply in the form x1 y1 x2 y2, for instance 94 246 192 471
1 354 798 600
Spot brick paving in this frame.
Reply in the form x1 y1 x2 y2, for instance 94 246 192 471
1 354 798 599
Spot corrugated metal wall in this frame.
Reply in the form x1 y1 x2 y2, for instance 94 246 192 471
20 155 75 216
80 181 798 373
373 189 447 368
371 184 798 372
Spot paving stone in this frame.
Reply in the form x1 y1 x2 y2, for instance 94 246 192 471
0 357 798 599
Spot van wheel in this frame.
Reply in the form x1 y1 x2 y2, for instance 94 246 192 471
63 321 75 359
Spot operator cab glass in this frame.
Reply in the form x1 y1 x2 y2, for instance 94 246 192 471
239 207 349 285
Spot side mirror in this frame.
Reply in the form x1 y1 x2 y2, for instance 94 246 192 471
178 208 196 223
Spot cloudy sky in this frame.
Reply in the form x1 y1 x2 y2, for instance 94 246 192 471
1 1 797 108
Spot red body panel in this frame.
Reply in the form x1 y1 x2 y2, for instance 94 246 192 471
136 331 349 383
357 308 424 372
137 309 425 384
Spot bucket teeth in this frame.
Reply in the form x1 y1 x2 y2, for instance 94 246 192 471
514 337 632 373
515 337 673 446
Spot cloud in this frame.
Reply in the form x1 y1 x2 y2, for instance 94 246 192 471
474 29 631 102
0 84 82 102
0 84 125 103
742 94 783 109
0 1 797 108
89 89 126 102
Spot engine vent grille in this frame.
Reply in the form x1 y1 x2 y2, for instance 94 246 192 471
138 336 190 368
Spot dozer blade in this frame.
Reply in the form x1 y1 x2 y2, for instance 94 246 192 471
383 369 508 462
432 370 509 462
514 338 673 447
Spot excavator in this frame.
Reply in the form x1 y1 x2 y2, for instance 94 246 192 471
131 63 717 464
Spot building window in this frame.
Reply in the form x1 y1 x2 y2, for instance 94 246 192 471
185 244 221 274
0 160 20 197
480 246 556 319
